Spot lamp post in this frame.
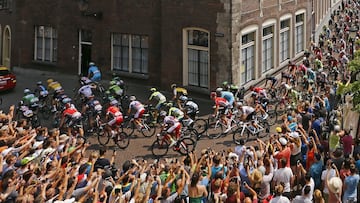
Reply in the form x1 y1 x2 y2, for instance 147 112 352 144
348 26 358 59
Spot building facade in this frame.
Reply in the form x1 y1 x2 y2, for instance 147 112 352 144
0 0 342 92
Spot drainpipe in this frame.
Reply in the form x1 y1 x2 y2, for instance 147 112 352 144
230 0 233 84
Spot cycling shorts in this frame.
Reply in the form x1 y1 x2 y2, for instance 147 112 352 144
134 108 145 119
108 116 123 126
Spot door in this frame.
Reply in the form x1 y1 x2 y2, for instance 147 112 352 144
78 29 92 75
81 44 91 76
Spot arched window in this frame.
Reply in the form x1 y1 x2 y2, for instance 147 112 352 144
2 26 11 68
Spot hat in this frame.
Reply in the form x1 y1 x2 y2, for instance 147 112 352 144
33 141 44 149
290 132 300 138
251 169 263 183
279 137 288 146
59 134 69 142
20 156 35 166
328 177 343 194
275 127 282 133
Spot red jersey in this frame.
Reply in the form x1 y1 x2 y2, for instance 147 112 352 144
215 97 229 108
253 87 264 94
107 106 122 117
63 108 77 117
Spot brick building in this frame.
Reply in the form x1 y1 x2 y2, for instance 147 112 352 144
0 0 342 92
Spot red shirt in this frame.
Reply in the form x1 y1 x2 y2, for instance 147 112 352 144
274 147 291 168
342 135 353 155
215 97 229 108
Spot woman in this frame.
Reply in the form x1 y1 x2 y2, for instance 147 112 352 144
326 164 342 203
188 173 208 203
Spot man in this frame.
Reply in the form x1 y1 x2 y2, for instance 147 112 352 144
309 154 323 190
88 62 101 82
160 113 181 147
171 84 187 101
105 100 123 135
274 137 291 168
343 164 360 203
127 96 145 130
210 92 232 133
292 185 312 203
321 160 336 202
148 87 166 112
59 103 83 136
272 158 293 199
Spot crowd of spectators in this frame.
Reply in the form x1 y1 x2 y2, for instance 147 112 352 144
0 0 360 203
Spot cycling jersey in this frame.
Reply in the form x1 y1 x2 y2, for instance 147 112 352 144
106 106 123 126
78 85 93 98
109 84 123 96
183 100 199 116
63 107 81 119
88 65 101 81
87 99 102 113
240 106 255 115
129 101 145 118
215 97 230 108
163 116 181 138
22 94 39 107
149 91 166 103
48 81 63 92
220 91 235 106
168 107 184 120
173 87 188 98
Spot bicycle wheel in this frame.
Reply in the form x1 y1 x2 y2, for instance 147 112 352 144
151 139 169 157
40 105 51 120
177 137 196 155
206 117 224 139
141 122 156 137
98 130 111 146
121 119 135 136
232 126 250 144
266 103 277 126
115 132 130 149
181 129 198 145
257 121 270 139
192 118 207 136
75 135 87 146
275 102 286 122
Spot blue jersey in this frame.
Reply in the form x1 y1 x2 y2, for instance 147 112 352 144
221 91 235 106
88 65 101 81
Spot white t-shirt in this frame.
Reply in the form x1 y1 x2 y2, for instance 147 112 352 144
292 195 312 203
321 168 336 194
269 195 290 203
301 178 315 202
273 167 293 193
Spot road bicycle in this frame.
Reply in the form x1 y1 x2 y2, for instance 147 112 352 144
206 112 239 139
232 116 270 144
121 114 157 137
150 130 196 158
97 123 130 150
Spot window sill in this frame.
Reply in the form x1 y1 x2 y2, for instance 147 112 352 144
110 70 149 80
31 60 57 67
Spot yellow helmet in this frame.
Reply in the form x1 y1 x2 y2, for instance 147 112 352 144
47 78 54 84
275 127 282 133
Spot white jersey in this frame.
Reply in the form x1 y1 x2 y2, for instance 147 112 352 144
129 101 144 111
78 85 93 98
241 106 255 115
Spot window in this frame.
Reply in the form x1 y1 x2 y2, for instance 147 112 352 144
279 19 290 62
187 30 209 88
0 0 9 9
34 26 57 62
262 26 274 73
112 34 148 74
295 13 305 54
241 32 255 85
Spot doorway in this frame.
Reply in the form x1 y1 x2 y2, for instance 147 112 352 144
78 29 92 75
81 44 91 76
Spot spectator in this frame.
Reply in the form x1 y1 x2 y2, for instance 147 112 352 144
343 163 360 202
272 158 293 199
321 159 337 202
292 185 312 203
310 153 324 189
325 163 342 203
269 183 290 203
313 189 325 203
342 129 354 157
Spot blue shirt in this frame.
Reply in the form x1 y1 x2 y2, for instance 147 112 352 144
343 174 360 202
310 160 323 189
312 117 324 137
211 165 227 180
88 65 101 81
221 91 235 106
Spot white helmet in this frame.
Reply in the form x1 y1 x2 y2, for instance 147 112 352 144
110 100 118 106
129 95 136 101
89 62 95 66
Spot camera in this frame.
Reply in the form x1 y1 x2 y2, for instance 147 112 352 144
297 160 301 165
243 181 247 186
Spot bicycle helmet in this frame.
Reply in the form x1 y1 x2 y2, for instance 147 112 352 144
47 78 54 84
89 62 95 66
166 103 173 108
129 95 136 101
275 127 282 133
24 88 31 95
36 81 42 85
110 100 118 106
210 92 217 98
150 88 157 92
159 111 167 117
179 95 188 102
62 97 72 104
171 84 177 89
65 103 71 109
216 87 223 93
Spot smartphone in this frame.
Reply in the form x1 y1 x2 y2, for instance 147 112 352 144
243 181 247 186
297 160 301 165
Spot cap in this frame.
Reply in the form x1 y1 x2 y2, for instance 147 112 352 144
290 131 299 138
275 127 282 133
279 137 288 146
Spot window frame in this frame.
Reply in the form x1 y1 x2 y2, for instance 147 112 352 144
262 25 274 73
34 25 57 63
295 13 305 54
279 18 291 62
111 33 149 75
240 32 256 85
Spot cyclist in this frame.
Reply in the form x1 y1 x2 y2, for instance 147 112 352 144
34 81 49 100
82 95 102 132
171 84 188 101
148 88 167 111
78 83 96 104
108 80 124 99
159 111 181 147
88 62 101 82
167 103 184 122
249 85 268 98
105 100 123 136
177 95 199 122
47 78 64 112
216 88 235 108
127 96 145 130
236 102 259 132
210 92 232 133
22 88 39 110
59 103 83 136
265 74 278 89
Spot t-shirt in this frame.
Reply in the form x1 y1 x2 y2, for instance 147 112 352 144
274 147 291 168
310 161 323 189
329 133 340 151
321 168 336 194
273 167 293 193
342 135 353 155
292 195 312 203
269 195 290 203
343 174 360 202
